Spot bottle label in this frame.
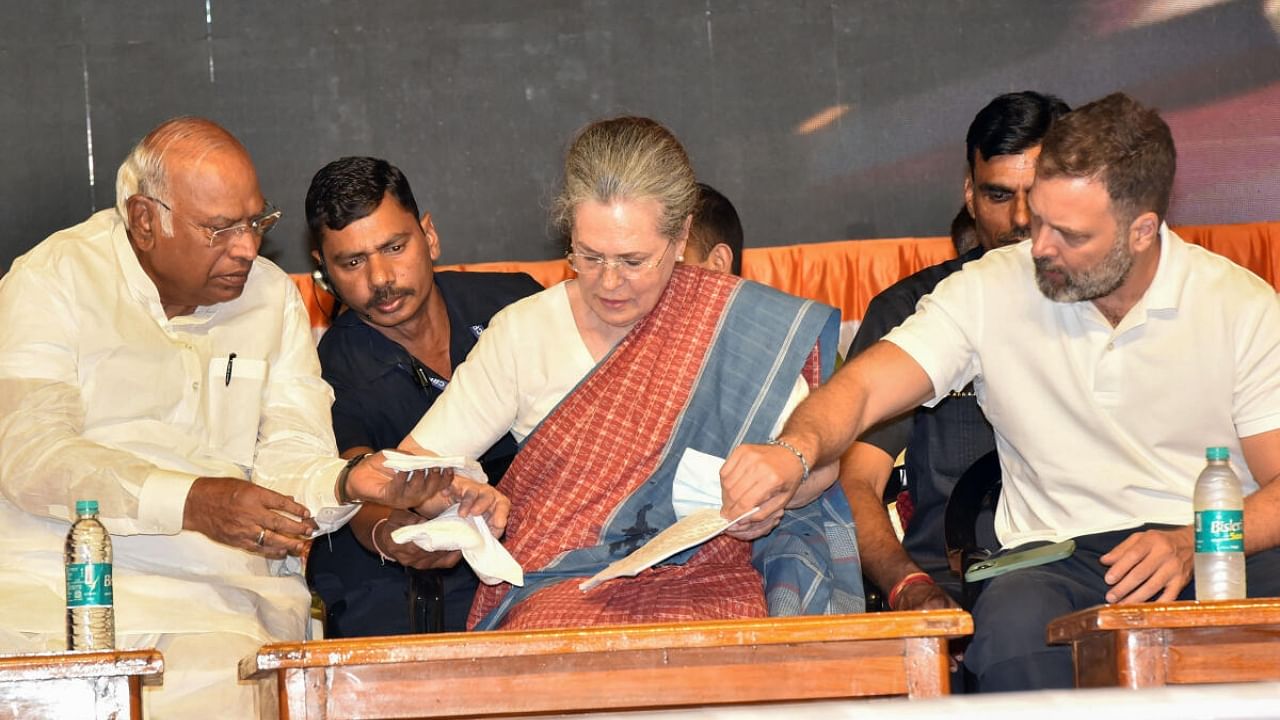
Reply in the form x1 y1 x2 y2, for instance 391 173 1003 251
65 562 113 607
1194 509 1244 553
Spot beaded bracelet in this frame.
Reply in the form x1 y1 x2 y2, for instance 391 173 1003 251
766 438 810 482
887 571 935 609
370 517 391 565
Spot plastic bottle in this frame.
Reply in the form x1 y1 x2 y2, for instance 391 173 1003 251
1193 447 1246 601
65 499 114 650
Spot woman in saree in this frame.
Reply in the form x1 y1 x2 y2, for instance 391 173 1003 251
401 116 863 630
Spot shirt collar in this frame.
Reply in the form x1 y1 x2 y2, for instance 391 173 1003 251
1141 223 1187 313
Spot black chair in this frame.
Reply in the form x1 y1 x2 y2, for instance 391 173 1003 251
943 450 1002 610
408 569 446 633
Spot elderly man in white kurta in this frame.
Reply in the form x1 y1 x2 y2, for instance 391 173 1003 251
0 118 471 718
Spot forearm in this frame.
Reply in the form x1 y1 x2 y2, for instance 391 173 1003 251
347 503 394 554
786 461 838 508
777 370 872 472
838 442 923 591
778 341 934 470
1244 480 1280 555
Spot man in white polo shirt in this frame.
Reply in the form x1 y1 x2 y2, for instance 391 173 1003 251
720 92 1280 691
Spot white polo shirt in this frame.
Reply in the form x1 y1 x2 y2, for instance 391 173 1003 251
885 226 1280 547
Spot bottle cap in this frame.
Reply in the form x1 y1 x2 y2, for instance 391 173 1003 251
1205 447 1229 461
75 500 99 516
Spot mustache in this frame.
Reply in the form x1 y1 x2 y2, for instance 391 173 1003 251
998 225 1031 246
366 284 413 310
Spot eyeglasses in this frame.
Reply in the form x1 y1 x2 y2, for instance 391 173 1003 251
566 242 673 280
146 196 282 248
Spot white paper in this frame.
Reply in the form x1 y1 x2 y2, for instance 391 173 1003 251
390 504 524 586
671 448 726 520
578 506 757 591
381 449 488 483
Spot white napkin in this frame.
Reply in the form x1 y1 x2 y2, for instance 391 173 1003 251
382 449 489 483
671 448 726 520
390 504 524 586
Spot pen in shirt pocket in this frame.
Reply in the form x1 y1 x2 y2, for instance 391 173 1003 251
225 353 237 386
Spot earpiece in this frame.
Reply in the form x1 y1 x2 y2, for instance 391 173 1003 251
312 263 335 295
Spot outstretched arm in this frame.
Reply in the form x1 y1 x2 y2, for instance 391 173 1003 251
720 341 935 527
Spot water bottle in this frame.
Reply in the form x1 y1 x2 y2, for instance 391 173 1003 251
65 499 114 650
1193 447 1246 601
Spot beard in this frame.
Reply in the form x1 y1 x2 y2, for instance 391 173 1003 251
1034 233 1134 303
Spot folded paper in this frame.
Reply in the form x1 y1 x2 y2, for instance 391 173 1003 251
382 449 488 483
578 506 756 591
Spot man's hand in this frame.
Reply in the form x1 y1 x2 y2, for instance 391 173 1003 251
415 476 511 537
183 476 319 559
719 441 808 540
343 451 453 509
1099 526 1194 604
893 580 961 611
376 509 463 570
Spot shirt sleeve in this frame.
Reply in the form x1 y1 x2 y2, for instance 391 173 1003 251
0 262 196 535
882 269 984 407
408 303 523 458
249 283 352 532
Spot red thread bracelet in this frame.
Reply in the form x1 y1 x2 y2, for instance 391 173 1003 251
887 571 935 609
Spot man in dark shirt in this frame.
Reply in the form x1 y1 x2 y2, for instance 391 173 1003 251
304 156 541 636
840 92 1070 611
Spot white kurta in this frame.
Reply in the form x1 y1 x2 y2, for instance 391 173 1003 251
885 226 1280 548
0 210 355 715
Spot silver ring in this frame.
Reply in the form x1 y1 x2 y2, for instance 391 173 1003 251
255 528 267 546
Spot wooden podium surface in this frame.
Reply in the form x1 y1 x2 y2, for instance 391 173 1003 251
241 610 972 719
1046 598 1280 688
0 648 163 720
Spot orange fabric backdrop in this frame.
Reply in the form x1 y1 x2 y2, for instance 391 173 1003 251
292 221 1280 333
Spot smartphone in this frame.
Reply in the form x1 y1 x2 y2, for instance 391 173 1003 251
964 539 1076 582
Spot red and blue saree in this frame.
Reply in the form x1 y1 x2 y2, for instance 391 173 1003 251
469 266 863 630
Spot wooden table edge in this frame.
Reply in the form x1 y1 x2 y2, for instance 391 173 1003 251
240 610 973 680
0 648 164 683
1047 599 1280 644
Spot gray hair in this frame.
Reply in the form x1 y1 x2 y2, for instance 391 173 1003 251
115 116 240 234
551 116 697 245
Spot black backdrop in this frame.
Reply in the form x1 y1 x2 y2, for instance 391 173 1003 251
3 0 1278 274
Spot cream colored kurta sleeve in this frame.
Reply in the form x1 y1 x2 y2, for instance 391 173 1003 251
0 253 193 534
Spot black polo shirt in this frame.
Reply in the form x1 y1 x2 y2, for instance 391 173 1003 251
309 270 542 637
850 246 996 594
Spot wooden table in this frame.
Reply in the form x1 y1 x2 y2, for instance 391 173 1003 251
1046 598 1280 688
241 610 972 719
0 648 163 720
